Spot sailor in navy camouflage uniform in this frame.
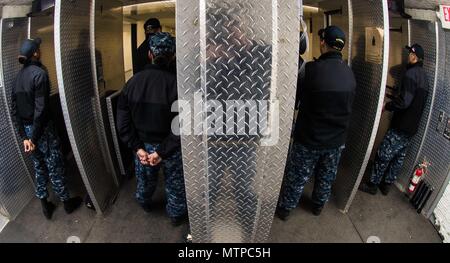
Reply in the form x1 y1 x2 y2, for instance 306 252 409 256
23 124 68 201
276 26 356 220
360 44 428 195
117 32 187 226
133 144 185 220
12 38 82 220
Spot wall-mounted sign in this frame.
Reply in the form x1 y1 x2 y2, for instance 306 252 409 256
439 5 450 29
365 27 384 64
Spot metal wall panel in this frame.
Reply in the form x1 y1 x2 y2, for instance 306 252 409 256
0 18 35 220
95 0 125 183
397 20 438 190
177 0 299 242
30 13 75 157
420 27 450 217
0 18 35 177
334 0 390 212
54 0 118 214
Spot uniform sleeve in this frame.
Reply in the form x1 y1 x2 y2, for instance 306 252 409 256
385 74 417 112
31 72 49 143
155 76 181 159
117 84 145 152
11 81 27 140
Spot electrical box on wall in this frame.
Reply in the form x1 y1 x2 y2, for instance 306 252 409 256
437 111 446 133
365 27 384 64
444 117 450 141
436 111 450 141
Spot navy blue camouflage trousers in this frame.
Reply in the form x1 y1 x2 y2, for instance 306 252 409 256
370 128 411 185
134 143 187 218
279 143 344 210
24 123 69 202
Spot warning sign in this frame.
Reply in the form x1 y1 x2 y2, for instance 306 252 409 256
439 5 450 29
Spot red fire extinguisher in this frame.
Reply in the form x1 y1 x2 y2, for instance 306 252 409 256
408 160 430 193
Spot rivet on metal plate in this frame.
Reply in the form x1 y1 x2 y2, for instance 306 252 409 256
366 236 381 243
66 236 81 243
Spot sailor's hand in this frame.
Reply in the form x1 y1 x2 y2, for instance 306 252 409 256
24 139 35 153
137 149 150 166
148 152 162 166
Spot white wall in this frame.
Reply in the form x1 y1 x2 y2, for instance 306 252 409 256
1 5 31 18
123 23 133 81
434 178 450 242
124 17 176 81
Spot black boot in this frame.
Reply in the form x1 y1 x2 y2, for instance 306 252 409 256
170 213 188 227
63 197 82 214
185 233 193 243
275 206 291 221
84 195 96 211
140 203 152 213
182 226 193 243
40 198 56 220
359 182 378 195
379 182 392 196
311 206 323 216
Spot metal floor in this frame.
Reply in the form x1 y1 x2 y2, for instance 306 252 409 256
0 177 442 243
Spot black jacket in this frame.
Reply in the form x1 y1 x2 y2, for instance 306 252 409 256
134 38 151 75
386 62 428 136
117 63 180 159
294 51 356 149
11 61 50 143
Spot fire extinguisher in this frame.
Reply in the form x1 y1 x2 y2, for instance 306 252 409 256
408 161 430 193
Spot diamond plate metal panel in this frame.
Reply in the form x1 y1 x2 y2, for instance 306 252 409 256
0 18 35 220
419 27 450 217
106 90 126 177
177 0 208 242
178 0 299 242
334 0 390 212
0 18 35 178
397 20 438 190
54 0 118 214
30 12 75 157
